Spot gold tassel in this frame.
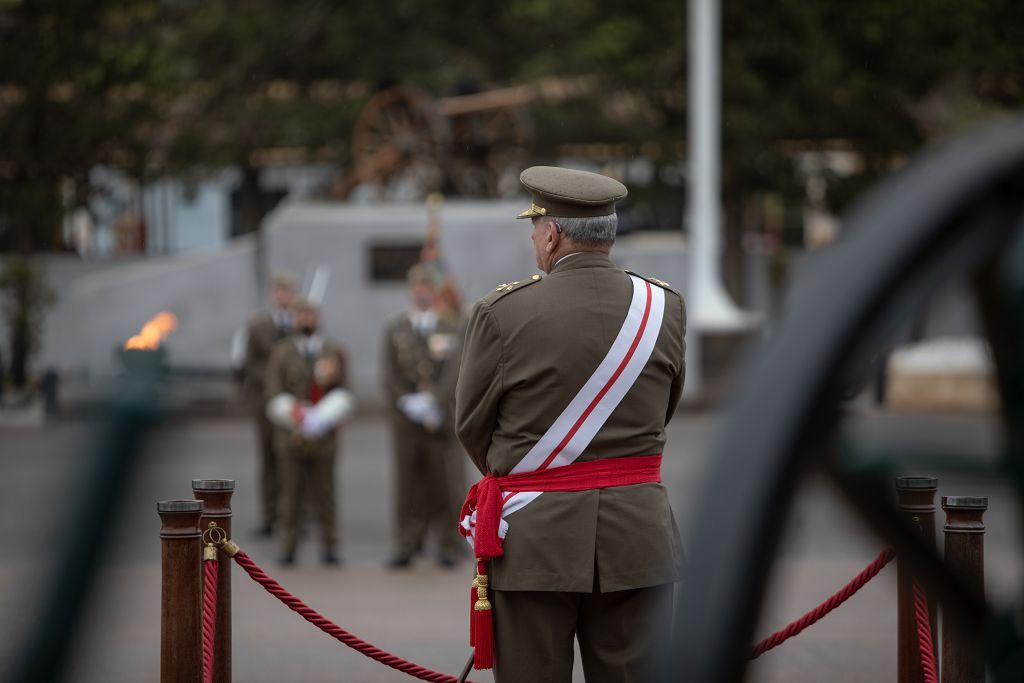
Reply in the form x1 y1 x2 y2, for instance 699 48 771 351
474 573 491 611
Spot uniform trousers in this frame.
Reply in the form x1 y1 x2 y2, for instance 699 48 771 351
492 583 673 682
276 434 337 555
252 400 278 529
391 420 465 558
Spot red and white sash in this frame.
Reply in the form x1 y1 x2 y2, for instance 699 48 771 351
461 274 665 543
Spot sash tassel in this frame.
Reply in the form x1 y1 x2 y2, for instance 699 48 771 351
458 455 663 670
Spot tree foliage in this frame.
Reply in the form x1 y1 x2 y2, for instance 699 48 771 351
721 0 1024 213
0 0 177 385
0 0 179 250
2 0 1024 381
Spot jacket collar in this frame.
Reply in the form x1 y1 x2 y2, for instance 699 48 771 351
549 251 616 275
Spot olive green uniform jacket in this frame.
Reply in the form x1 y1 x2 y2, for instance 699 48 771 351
381 311 464 430
264 334 346 453
242 309 291 528
243 311 290 403
381 311 467 557
264 334 346 554
455 252 686 593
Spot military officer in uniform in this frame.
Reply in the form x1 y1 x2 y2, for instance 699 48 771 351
455 166 686 680
265 299 349 565
242 273 297 536
382 264 466 568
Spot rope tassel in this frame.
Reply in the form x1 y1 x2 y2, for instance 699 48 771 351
469 577 478 647
471 562 493 669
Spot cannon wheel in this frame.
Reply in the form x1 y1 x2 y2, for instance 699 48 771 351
339 86 451 198
445 103 534 197
673 118 1024 681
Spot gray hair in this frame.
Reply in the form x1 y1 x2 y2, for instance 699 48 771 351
553 214 617 246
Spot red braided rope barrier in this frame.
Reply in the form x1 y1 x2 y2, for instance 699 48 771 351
912 579 939 683
202 557 218 683
231 550 476 683
750 548 895 659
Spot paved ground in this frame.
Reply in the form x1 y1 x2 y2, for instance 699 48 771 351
1 399 1020 682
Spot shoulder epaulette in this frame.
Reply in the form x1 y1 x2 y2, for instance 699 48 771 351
483 274 543 303
625 270 678 294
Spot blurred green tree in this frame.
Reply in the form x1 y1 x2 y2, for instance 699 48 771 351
160 1 369 235
0 0 177 386
2 0 1024 384
720 0 1024 220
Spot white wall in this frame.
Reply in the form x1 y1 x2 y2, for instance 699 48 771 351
29 236 259 377
263 200 691 405
12 200 695 407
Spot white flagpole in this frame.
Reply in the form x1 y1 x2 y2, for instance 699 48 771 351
688 0 754 333
686 0 758 397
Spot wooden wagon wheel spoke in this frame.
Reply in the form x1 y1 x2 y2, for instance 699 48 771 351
343 86 451 197
341 84 534 199
672 117 1024 682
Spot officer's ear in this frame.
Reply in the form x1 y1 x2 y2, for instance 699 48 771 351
546 217 561 250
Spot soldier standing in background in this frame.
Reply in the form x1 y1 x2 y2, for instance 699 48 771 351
382 265 466 569
265 300 349 566
243 273 297 536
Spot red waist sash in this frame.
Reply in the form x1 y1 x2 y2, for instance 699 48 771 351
459 454 663 561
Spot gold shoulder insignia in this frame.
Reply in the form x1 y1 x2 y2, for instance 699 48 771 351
486 274 542 302
625 270 675 292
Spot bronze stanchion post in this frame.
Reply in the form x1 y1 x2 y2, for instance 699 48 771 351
193 479 235 683
158 499 204 682
896 476 939 683
942 496 987 683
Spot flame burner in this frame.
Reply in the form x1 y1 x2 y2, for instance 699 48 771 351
117 345 168 377
124 312 177 351
117 312 178 377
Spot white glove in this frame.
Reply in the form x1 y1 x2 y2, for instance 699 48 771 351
299 409 329 438
421 401 444 431
301 389 356 437
397 392 429 420
397 392 444 430
267 394 299 430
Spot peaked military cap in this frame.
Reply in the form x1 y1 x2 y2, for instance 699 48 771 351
516 166 628 219
270 272 298 289
291 297 318 313
406 263 440 285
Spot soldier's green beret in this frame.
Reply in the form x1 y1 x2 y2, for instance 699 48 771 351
516 166 628 219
